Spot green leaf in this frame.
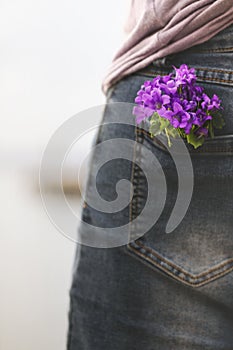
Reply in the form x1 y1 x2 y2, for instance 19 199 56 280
186 128 205 149
149 113 181 146
149 113 170 136
159 116 170 130
166 124 180 138
149 119 161 136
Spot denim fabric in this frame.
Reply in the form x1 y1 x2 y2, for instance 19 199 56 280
67 25 233 350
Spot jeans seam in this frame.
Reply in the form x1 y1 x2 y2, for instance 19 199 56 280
189 47 233 53
128 125 137 242
128 126 144 242
137 128 233 154
127 241 233 287
135 66 233 85
134 239 233 277
136 70 233 85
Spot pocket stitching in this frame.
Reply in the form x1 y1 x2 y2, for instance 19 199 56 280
129 239 233 278
188 47 233 53
126 241 233 287
137 125 233 154
128 125 145 241
136 67 233 85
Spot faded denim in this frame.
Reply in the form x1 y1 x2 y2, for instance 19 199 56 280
67 24 233 350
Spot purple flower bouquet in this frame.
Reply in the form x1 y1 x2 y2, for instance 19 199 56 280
133 64 225 149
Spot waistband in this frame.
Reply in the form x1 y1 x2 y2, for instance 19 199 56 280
137 62 233 87
140 23 233 84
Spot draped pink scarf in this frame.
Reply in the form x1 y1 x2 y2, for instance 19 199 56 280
102 0 233 94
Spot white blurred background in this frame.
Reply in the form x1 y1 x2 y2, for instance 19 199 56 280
0 1 129 349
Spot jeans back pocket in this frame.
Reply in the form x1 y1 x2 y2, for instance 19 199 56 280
126 117 233 288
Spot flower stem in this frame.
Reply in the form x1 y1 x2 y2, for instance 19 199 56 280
165 128 172 147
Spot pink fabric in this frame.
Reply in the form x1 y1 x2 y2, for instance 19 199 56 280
102 0 233 94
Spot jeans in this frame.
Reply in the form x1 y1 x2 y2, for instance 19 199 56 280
67 24 233 349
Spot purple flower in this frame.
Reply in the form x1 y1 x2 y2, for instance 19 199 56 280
201 93 221 111
195 127 209 138
211 94 221 109
159 80 178 95
151 88 170 110
174 64 196 85
132 63 224 142
173 102 191 128
192 109 212 127
182 99 197 111
133 105 154 124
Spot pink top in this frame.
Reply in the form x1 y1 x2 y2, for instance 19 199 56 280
102 0 233 94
